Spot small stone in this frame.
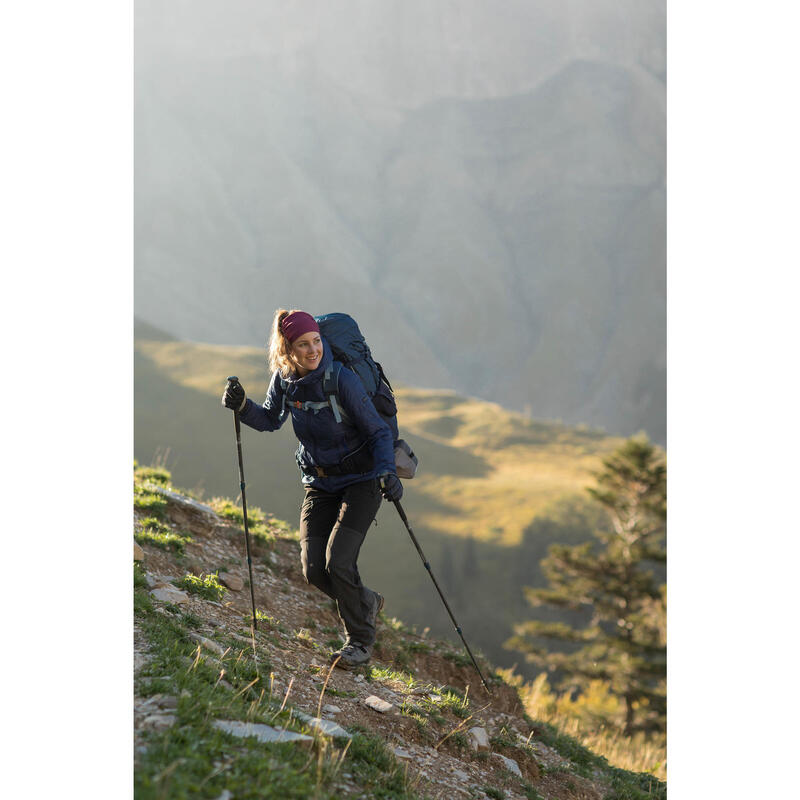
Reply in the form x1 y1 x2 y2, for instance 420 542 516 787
492 753 522 777
322 704 341 714
134 541 144 561
143 713 177 731
150 586 190 605
155 696 178 710
189 633 226 656
393 747 413 760
214 791 234 800
219 573 244 591
354 675 365 683
212 719 312 743
429 693 442 702
363 695 393 714
293 711 352 739
452 768 469 782
467 726 490 752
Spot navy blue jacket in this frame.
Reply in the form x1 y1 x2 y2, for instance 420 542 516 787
238 339 396 492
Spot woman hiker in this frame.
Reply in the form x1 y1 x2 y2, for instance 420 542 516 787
221 309 403 669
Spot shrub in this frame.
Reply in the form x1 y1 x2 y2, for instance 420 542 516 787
177 572 227 602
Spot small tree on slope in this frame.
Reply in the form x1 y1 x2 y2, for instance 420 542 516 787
506 435 666 735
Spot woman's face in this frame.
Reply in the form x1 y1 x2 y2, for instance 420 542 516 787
290 331 323 375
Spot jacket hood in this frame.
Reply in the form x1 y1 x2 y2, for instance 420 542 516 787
280 337 333 386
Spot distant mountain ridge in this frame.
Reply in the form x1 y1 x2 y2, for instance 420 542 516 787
135 0 665 442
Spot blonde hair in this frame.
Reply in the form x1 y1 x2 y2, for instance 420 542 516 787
268 308 303 377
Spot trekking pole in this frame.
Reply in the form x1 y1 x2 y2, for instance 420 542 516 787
387 493 492 695
227 376 259 632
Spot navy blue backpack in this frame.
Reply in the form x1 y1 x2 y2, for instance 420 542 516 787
281 312 418 478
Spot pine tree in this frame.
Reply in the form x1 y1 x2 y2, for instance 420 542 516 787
506 435 666 735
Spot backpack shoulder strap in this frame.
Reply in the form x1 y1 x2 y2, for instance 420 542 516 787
279 376 288 419
323 362 345 423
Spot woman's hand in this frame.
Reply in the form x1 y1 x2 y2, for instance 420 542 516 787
222 377 247 412
380 473 403 502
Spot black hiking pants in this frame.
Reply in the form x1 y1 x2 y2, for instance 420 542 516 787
299 478 382 647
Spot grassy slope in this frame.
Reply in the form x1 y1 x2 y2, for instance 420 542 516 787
133 469 666 799
134 325 633 676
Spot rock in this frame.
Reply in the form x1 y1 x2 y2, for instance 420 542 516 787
214 791 234 800
468 726 490 752
394 747 413 760
293 711 352 739
143 713 177 731
212 719 312 743
452 768 469 782
150 585 190 605
322 704 341 714
363 695 393 714
155 695 178 710
219 573 244 592
152 486 217 517
134 541 144 561
492 753 522 777
189 633 226 656
354 675 365 683
428 693 442 703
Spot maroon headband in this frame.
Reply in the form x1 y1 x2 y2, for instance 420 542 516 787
281 311 320 343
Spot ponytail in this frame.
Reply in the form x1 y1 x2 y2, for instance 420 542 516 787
267 308 300 377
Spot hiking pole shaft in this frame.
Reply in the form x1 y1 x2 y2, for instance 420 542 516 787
229 377 258 632
391 499 491 695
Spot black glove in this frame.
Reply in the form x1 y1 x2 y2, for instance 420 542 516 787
222 377 247 412
380 473 403 502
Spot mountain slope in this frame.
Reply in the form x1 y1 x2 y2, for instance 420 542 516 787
133 467 666 798
134 0 665 442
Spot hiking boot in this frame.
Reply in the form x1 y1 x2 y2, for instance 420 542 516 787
369 591 385 629
330 640 372 669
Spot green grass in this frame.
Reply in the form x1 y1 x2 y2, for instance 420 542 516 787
135 517 193 553
133 484 168 518
524 715 666 800
345 725 424 799
134 465 172 485
294 628 318 649
369 665 417 688
210 498 279 550
247 611 287 634
325 688 357 699
521 784 546 800
135 569 422 800
134 562 148 589
177 573 227 602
